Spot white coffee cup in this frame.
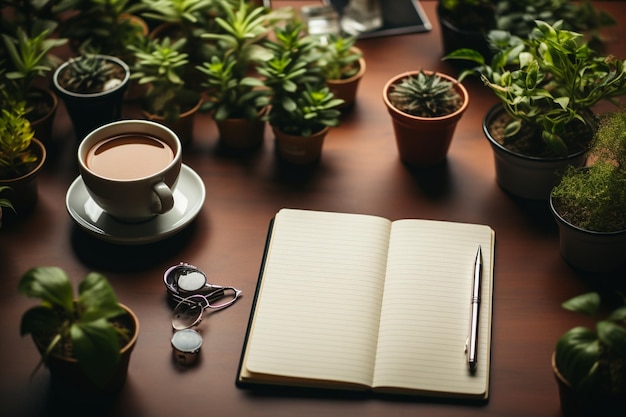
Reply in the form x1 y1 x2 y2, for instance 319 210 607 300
78 120 182 222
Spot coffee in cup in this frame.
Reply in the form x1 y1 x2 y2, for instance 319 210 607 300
78 120 182 222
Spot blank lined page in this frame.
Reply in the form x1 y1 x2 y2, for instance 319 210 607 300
373 220 494 398
244 209 392 386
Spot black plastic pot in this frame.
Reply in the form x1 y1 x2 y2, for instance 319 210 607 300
53 55 130 141
482 104 588 200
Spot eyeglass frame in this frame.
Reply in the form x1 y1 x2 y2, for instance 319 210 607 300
164 262 241 303
164 263 243 330
172 288 242 330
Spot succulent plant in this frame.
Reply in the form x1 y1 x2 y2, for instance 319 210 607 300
61 54 121 94
0 99 37 179
315 34 362 80
129 37 200 123
388 70 463 118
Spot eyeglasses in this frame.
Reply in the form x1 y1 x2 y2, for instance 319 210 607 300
164 262 243 331
172 286 242 330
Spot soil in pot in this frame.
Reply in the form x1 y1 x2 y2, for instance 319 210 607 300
486 109 593 158
483 106 594 199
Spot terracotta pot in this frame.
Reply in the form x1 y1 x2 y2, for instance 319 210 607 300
53 54 130 141
382 70 469 167
273 126 329 165
34 303 139 394
326 51 366 111
28 87 58 144
552 352 626 417
143 99 202 146
483 104 588 200
216 114 266 151
549 191 626 272
0 138 46 219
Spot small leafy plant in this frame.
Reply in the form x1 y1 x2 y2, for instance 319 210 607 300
0 100 38 179
19 266 132 387
140 0 216 62
270 84 343 137
387 70 463 118
1 27 67 108
446 20 626 156
257 21 343 137
129 36 200 123
200 0 274 71
197 54 269 121
315 34 362 81
54 0 147 56
555 292 626 404
551 108 626 232
196 0 273 121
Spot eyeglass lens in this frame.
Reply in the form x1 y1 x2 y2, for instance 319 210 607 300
172 288 240 330
176 268 206 292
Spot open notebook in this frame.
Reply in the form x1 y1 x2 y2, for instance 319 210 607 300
237 208 495 400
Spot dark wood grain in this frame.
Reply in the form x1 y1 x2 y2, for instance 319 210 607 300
2 2 626 416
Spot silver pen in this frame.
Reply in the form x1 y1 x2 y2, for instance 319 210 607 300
466 245 482 372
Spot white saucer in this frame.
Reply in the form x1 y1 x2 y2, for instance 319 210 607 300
66 164 205 245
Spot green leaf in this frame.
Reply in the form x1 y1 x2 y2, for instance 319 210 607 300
77 272 125 322
562 292 601 317
18 267 74 313
70 320 121 387
555 326 600 391
442 48 485 65
597 320 626 353
503 120 521 137
608 306 626 322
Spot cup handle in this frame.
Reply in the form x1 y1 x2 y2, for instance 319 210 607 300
151 182 175 214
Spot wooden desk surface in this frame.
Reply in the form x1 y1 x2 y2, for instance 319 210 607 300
2 2 626 416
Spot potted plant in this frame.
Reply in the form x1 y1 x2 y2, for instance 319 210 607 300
257 21 343 165
549 109 626 272
0 98 46 218
446 20 626 199
197 0 273 151
1 27 67 143
129 36 202 145
494 0 615 50
437 0 615 64
140 0 218 65
54 0 148 57
382 69 469 167
53 53 130 141
553 291 626 417
19 266 140 392
197 54 269 151
315 33 365 111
